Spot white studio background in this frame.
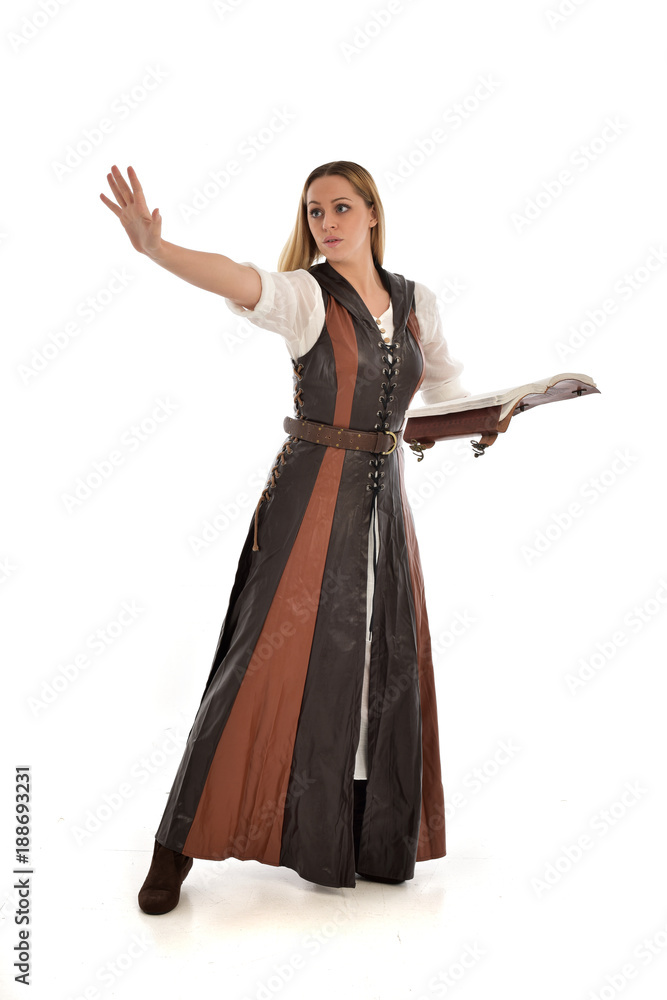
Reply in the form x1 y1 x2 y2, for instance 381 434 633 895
1 1 666 998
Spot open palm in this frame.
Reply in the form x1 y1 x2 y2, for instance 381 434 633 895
100 165 162 256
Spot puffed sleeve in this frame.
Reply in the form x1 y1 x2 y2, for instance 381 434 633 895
223 261 325 360
413 281 471 404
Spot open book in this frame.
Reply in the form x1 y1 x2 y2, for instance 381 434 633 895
403 372 600 458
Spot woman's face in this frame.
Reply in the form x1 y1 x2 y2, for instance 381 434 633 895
306 174 377 265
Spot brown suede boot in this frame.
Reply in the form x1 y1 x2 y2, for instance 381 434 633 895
138 839 194 915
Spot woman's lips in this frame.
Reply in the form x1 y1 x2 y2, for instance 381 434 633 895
324 238 342 246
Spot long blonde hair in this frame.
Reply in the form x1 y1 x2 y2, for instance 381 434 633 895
277 161 386 272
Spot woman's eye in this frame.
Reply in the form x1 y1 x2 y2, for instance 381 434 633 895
309 205 350 217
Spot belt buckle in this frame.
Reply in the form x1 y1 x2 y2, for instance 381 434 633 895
382 430 397 455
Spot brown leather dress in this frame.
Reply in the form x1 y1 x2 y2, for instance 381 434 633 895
154 259 447 888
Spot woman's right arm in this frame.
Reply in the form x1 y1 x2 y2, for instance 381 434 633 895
100 164 261 309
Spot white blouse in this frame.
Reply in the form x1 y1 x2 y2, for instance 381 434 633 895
224 262 471 405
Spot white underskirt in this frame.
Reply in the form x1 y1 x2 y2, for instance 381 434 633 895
354 490 379 779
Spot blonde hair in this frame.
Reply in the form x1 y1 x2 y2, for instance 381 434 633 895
277 161 385 272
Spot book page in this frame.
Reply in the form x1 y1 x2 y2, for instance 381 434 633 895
405 373 597 419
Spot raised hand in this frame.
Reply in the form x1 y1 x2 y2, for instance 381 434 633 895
100 165 162 257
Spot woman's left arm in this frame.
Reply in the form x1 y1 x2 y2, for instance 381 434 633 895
413 281 471 404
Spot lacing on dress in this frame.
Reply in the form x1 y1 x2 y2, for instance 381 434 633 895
366 339 400 496
251 358 304 551
366 338 401 634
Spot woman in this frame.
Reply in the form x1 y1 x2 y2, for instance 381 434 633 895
100 160 470 914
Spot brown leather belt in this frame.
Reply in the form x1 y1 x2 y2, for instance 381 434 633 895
283 415 402 455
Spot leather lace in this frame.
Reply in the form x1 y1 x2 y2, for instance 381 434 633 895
252 358 304 551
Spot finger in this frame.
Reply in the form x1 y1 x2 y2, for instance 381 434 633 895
111 164 134 205
127 165 143 196
127 165 149 210
100 192 122 217
106 171 128 208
